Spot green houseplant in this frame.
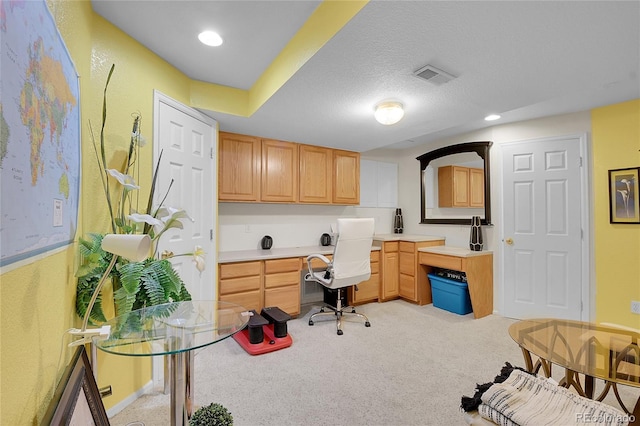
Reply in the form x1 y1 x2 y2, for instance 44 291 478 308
75 64 203 325
189 403 233 426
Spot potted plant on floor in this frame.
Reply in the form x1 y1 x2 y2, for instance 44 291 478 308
189 403 233 426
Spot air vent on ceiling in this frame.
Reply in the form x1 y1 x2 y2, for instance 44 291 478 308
413 64 456 86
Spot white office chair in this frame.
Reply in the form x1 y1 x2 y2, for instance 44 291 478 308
305 218 375 335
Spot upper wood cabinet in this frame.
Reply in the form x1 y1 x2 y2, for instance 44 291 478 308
438 165 484 208
218 132 359 205
333 150 360 205
469 167 485 207
299 144 332 204
261 139 298 202
218 132 261 201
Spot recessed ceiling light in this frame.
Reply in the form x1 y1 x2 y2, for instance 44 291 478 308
198 31 223 47
484 114 501 121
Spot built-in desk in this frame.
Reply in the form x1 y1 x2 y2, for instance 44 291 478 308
418 246 493 319
218 245 381 316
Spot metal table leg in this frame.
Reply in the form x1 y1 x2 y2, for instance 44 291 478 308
169 351 188 426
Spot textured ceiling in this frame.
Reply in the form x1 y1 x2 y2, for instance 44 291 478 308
92 0 640 152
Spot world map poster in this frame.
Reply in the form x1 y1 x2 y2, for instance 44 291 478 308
0 0 80 268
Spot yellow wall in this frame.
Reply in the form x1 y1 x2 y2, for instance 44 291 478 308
592 99 640 329
0 1 194 423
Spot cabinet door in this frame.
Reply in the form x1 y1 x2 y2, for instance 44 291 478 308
218 132 260 201
398 246 417 301
453 167 470 206
469 167 485 207
383 252 399 299
399 274 416 301
398 250 415 277
381 241 399 301
351 272 379 304
299 145 332 204
438 165 469 207
333 150 360 204
261 139 298 202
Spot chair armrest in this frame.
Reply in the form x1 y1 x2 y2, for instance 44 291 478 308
305 254 332 273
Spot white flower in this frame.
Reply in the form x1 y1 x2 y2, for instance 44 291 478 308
192 246 206 272
157 207 194 222
157 207 194 231
127 213 163 227
107 169 139 190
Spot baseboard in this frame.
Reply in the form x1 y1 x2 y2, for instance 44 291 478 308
106 380 154 418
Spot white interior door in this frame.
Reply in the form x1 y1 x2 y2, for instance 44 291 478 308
502 135 587 320
153 92 216 301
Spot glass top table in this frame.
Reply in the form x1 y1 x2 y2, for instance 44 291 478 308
509 318 640 417
93 300 250 425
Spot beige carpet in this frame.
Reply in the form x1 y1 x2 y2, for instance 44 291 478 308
109 300 638 426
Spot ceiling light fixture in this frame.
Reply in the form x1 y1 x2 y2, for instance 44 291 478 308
484 114 501 121
375 102 404 125
198 31 223 47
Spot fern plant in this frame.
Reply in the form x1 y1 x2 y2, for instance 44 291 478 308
75 64 200 326
76 233 192 326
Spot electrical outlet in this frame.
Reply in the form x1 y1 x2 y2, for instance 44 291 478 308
631 301 640 315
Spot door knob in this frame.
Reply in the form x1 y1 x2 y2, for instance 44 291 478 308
505 238 514 245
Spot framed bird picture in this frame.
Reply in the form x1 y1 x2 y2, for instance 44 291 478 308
608 167 640 224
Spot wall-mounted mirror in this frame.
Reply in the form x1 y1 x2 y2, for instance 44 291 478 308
417 141 492 225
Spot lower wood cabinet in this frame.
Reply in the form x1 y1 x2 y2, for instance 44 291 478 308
264 258 301 316
218 261 262 312
217 257 302 317
380 242 399 301
219 239 449 315
349 251 379 305
218 252 380 316
398 240 445 302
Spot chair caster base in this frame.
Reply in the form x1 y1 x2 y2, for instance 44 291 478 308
337 329 343 335
365 321 371 327
309 320 314 326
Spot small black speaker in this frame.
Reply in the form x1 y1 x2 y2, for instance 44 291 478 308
261 235 273 249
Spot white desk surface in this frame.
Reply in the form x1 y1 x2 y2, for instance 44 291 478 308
373 234 445 242
418 246 492 258
219 245 381 264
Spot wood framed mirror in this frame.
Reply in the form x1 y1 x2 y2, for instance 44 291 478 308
417 141 492 225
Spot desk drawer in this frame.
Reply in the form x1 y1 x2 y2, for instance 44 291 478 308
264 257 300 274
419 252 462 271
399 252 415 276
220 261 261 279
383 241 399 252
399 241 415 253
220 290 261 312
219 275 261 295
370 251 380 262
264 271 300 289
